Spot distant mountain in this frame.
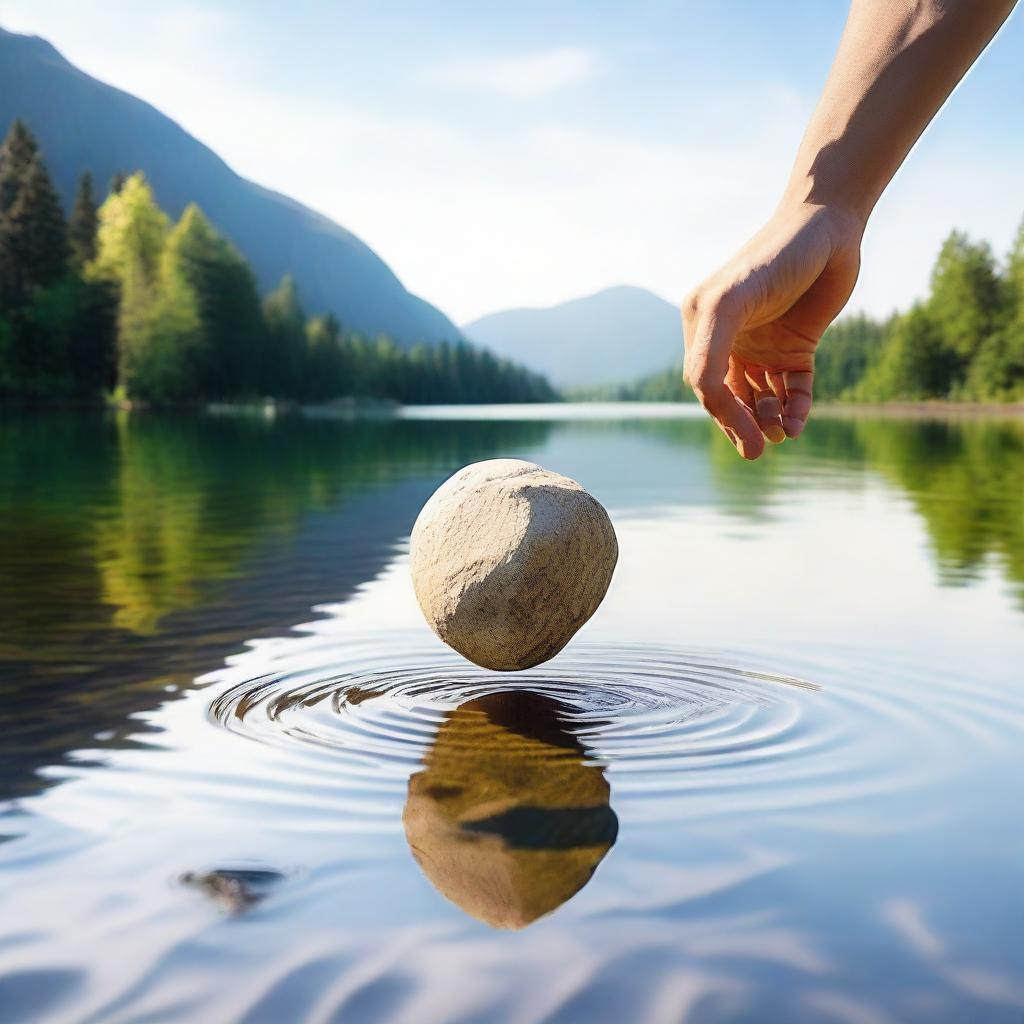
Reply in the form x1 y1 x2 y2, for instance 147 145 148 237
0 26 460 345
463 286 682 387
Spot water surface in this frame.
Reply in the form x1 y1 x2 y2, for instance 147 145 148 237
1 406 1022 1023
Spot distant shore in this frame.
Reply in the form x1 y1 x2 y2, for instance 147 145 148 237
814 400 1024 418
3 397 1024 419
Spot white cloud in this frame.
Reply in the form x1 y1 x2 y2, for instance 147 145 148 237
428 47 599 99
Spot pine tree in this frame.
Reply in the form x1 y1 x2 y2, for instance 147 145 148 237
68 172 99 268
0 120 38 215
0 154 68 306
263 275 306 398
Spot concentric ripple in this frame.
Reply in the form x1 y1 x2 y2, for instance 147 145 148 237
204 632 1024 829
205 636 828 813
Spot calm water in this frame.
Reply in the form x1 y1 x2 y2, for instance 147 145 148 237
1 405 1023 1023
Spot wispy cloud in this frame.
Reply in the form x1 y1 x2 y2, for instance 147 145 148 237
428 47 599 99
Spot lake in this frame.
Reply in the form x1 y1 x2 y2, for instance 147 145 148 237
1 404 1023 1023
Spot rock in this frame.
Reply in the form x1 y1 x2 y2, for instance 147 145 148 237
410 459 617 670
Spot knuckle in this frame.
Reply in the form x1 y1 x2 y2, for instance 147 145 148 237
690 370 719 404
681 289 703 322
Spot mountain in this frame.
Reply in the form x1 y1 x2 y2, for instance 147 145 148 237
0 26 460 345
463 286 682 387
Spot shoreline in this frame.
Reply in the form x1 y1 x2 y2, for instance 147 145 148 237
2 398 1023 419
813 400 1024 419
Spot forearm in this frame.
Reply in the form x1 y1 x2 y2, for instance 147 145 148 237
782 0 1017 222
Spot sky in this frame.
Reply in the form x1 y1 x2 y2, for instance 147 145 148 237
0 0 1021 325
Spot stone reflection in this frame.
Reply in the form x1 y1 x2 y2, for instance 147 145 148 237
403 690 617 929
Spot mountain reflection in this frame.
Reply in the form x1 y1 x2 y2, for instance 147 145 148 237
404 691 617 929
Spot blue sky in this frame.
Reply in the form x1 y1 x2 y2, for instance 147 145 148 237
1 1 1021 323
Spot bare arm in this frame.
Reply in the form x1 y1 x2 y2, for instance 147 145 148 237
684 0 1017 459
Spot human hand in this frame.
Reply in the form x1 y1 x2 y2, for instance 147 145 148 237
682 201 863 459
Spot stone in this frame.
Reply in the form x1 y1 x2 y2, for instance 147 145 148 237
410 459 618 670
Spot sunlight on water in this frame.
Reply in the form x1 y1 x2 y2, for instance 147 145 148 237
1 407 1023 1023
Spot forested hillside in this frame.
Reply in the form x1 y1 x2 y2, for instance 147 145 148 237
0 122 557 405
0 26 459 345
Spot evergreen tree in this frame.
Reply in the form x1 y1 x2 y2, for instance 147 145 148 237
814 313 889 399
304 313 346 401
1003 219 1024 319
0 154 68 310
927 231 1004 369
0 120 37 215
68 172 99 268
964 221 1024 401
855 305 952 400
263 275 307 398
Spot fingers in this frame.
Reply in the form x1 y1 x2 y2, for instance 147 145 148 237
744 366 786 444
684 297 764 460
782 370 813 438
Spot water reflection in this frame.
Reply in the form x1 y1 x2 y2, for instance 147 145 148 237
2 407 1023 1023
403 690 617 929
0 411 554 799
2 407 1023 806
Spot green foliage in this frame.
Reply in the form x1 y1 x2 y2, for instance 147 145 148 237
570 365 694 402
133 235 202 402
0 127 69 308
68 172 99 269
0 119 36 214
928 232 1005 362
0 121 555 405
854 306 952 400
0 120 113 400
91 172 168 284
263 274 306 399
814 313 888 399
165 205 265 398
598 223 1024 404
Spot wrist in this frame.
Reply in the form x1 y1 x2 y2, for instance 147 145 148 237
780 167 874 231
775 178 870 246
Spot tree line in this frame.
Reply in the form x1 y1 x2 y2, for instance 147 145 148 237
579 220 1024 405
0 120 557 406
818 224 1024 402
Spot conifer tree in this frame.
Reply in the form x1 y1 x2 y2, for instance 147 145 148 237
263 275 307 398
0 120 38 215
0 155 68 306
68 172 99 268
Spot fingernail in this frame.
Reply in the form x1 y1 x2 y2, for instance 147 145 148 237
765 426 786 444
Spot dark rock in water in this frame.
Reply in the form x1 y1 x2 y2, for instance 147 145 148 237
180 868 284 915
